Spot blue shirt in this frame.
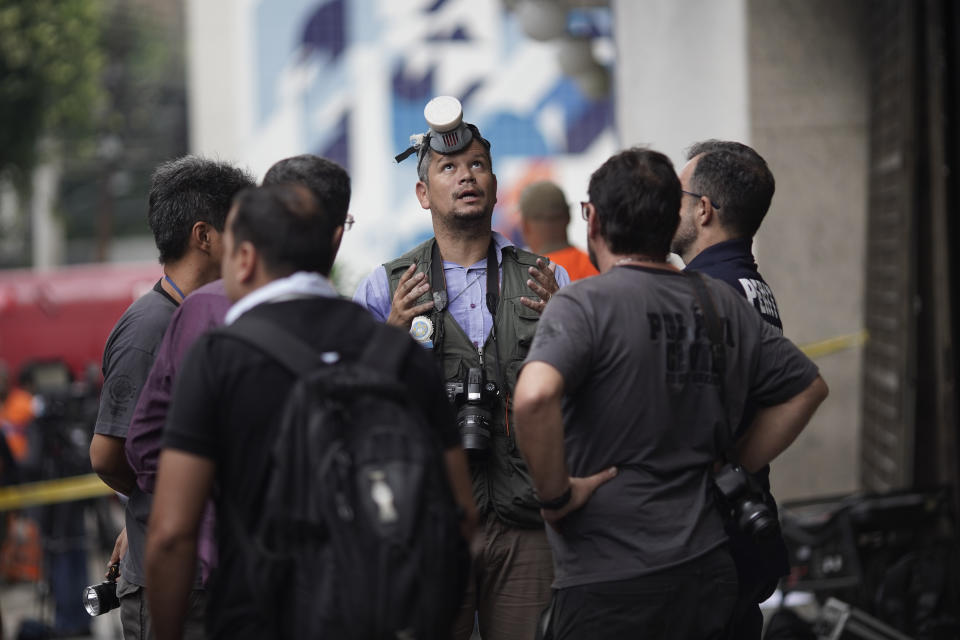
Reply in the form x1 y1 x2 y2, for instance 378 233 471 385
353 231 570 347
684 238 783 333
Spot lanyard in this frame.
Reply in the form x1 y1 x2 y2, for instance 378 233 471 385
164 275 186 301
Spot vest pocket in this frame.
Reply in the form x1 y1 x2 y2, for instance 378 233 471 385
505 298 541 360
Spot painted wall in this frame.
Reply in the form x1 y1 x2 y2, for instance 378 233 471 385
186 0 617 292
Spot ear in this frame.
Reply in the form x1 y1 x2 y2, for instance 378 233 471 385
330 225 345 259
696 197 715 228
235 241 258 284
415 181 430 210
192 221 213 252
520 217 532 238
586 203 600 241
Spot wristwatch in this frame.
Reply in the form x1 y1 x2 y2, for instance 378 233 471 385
537 485 572 511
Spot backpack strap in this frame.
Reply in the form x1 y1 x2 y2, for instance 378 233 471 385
361 324 413 379
221 315 321 376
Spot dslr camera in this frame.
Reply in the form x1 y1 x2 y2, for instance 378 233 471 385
713 464 779 541
83 562 120 616
446 367 499 454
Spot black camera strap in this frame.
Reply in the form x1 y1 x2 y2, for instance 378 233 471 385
686 272 739 466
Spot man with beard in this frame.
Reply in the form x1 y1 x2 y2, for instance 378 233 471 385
671 140 788 638
354 96 569 640
514 147 827 639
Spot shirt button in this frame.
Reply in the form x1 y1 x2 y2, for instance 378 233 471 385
470 303 476 309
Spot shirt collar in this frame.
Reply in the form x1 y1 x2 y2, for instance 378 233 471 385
442 230 514 270
224 271 338 325
684 237 756 271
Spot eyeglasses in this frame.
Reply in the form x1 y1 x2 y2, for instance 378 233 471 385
580 201 591 221
344 214 355 231
681 190 721 210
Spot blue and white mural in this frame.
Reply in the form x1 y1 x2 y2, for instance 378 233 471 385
243 0 616 290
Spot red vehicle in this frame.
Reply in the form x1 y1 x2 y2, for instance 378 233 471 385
0 262 163 381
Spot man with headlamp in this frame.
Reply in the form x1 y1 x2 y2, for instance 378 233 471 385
355 96 569 640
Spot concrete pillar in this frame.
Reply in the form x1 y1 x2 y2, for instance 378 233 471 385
614 0 869 500
748 0 869 500
612 0 749 166
30 161 64 270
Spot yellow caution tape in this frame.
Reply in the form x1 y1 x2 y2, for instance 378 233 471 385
0 330 868 512
0 474 114 512
798 330 868 359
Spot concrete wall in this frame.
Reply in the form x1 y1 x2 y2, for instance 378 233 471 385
185 0 252 163
748 0 869 501
612 0 750 164
616 0 869 500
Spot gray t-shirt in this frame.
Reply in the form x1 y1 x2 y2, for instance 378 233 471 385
526 265 819 589
95 280 177 588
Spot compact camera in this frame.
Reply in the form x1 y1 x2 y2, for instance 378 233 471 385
714 464 779 541
445 367 499 453
83 562 120 616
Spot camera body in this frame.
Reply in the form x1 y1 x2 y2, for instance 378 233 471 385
714 464 779 541
445 367 499 454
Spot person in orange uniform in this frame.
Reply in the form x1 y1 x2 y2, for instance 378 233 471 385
519 180 599 281
0 362 34 463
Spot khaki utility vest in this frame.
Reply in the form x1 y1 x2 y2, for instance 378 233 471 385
384 237 544 528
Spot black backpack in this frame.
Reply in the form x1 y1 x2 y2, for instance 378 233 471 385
221 316 469 639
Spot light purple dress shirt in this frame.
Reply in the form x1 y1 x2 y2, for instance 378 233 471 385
353 231 570 347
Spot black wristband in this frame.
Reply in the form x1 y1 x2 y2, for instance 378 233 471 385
538 486 572 511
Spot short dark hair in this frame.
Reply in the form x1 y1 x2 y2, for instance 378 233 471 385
262 155 351 227
228 185 335 276
148 156 255 264
685 140 775 238
416 128 493 184
588 147 681 259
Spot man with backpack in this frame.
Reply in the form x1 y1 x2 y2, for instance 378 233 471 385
146 184 475 640
126 155 354 603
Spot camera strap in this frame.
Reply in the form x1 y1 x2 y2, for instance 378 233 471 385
686 272 738 465
427 238 500 348
429 237 506 414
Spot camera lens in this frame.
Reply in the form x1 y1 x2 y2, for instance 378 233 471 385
738 499 779 541
83 581 119 616
83 586 104 616
457 405 492 453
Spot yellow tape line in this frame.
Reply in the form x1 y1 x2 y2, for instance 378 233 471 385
798 330 868 359
0 474 114 512
0 331 868 511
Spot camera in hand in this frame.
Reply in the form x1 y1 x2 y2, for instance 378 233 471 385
714 464 779 541
83 563 120 616
446 367 498 453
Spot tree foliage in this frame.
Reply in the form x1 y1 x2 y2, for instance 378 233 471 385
0 0 103 181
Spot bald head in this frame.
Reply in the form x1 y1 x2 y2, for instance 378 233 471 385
520 181 570 223
519 180 573 254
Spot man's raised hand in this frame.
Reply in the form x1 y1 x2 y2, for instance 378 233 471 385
386 262 436 329
521 259 560 314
